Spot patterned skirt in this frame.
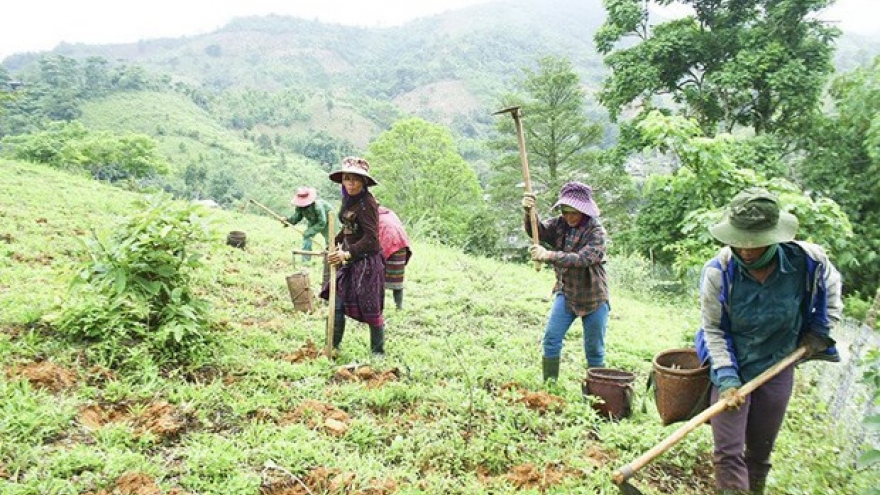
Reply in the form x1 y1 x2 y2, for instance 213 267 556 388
321 251 385 326
385 248 409 290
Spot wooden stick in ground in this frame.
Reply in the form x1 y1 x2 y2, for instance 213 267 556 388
325 213 337 359
613 346 809 492
247 198 325 249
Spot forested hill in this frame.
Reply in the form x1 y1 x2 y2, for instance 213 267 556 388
3 0 608 97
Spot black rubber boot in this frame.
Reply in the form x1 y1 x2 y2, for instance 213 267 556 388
392 289 404 310
717 489 749 495
749 477 766 495
370 325 385 355
332 300 346 349
542 357 560 382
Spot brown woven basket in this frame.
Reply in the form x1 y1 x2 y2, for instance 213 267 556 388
286 271 314 313
652 348 710 425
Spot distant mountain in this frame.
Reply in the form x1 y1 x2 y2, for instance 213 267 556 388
2 0 877 149
2 0 609 146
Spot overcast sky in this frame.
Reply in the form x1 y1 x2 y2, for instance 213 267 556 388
1 0 877 61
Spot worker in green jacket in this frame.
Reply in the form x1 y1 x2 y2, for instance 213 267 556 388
285 186 333 263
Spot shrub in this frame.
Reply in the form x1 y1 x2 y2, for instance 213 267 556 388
50 194 216 370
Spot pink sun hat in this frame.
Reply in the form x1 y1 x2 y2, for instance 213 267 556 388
291 186 317 207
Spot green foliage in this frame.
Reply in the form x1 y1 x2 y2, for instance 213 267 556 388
367 117 483 246
858 346 880 490
1 120 170 180
799 57 880 298
626 111 853 278
51 194 217 370
596 0 839 137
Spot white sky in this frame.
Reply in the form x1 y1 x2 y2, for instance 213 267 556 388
1 0 877 61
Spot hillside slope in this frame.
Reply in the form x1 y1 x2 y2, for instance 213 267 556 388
1 160 873 495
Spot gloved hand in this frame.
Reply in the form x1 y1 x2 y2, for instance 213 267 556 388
716 367 744 410
521 192 536 211
798 332 834 356
720 387 745 410
529 244 553 262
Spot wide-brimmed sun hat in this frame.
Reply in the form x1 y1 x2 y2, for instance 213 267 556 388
709 187 798 249
552 181 600 217
291 186 317 207
329 156 378 186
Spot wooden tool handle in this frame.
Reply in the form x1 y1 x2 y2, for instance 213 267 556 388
613 346 808 485
325 213 337 359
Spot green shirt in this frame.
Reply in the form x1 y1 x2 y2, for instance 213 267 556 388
728 243 807 381
287 199 332 238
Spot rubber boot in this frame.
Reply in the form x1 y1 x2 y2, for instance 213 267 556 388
542 357 560 382
717 490 749 495
370 325 385 356
332 301 346 349
749 477 766 495
392 289 404 310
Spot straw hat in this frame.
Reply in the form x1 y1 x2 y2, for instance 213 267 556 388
552 181 600 217
328 156 378 186
709 187 798 249
291 186 317 207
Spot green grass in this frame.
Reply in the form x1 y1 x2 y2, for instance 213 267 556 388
0 159 874 494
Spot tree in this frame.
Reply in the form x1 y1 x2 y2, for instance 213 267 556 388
798 58 880 297
487 55 630 255
627 111 852 277
367 118 483 246
595 0 839 137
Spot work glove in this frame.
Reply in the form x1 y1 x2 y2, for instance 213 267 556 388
716 367 744 410
521 192 536 211
529 244 553 262
798 332 834 357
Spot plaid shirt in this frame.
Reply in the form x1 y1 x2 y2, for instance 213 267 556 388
526 214 609 316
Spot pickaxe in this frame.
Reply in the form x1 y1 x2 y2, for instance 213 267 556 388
493 105 541 271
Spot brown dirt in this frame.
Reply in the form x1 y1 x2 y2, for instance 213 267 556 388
499 382 565 413
281 339 323 363
332 364 400 388
78 400 191 440
282 400 352 437
505 462 585 491
81 471 191 495
8 360 78 392
260 466 396 495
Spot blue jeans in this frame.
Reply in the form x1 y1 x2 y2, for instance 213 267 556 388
542 293 609 367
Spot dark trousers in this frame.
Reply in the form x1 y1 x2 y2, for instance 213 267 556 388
710 365 795 491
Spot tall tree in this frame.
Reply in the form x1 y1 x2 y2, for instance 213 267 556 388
367 117 483 246
487 55 626 253
595 0 839 137
799 58 880 297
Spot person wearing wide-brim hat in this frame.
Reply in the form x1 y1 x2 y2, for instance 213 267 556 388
321 156 386 356
284 186 333 263
521 181 610 383
695 187 842 494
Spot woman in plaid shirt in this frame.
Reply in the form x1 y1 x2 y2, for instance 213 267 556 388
522 181 610 382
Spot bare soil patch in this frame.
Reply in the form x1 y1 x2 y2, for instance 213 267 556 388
7 360 78 392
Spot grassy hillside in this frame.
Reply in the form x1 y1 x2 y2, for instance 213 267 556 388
0 160 874 494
